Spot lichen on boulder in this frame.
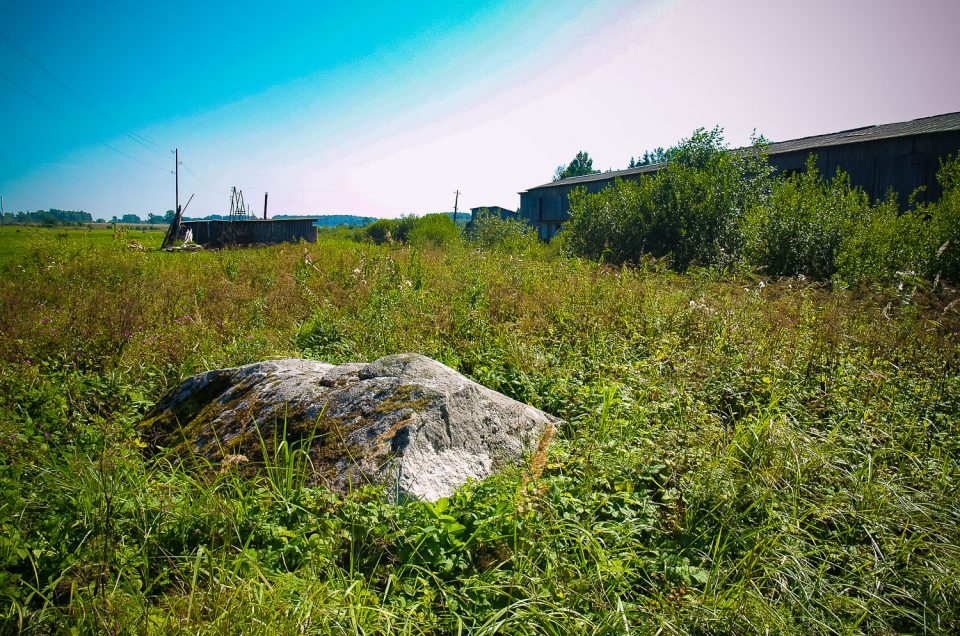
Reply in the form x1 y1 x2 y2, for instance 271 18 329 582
141 353 558 501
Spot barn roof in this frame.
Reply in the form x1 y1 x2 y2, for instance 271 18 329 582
523 111 960 192
469 205 515 212
524 162 662 191
762 111 960 155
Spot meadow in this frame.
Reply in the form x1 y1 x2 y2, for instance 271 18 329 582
0 226 163 266
0 225 958 634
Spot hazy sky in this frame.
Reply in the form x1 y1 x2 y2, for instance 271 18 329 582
2 0 959 218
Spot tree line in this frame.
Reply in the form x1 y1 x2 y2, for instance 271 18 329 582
1 209 178 226
2 209 93 226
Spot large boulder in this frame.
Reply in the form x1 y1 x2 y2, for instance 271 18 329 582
142 353 557 501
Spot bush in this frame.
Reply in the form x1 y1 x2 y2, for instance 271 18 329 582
364 215 458 248
365 218 401 245
743 156 873 279
470 209 539 254
407 214 460 249
567 130 960 286
565 128 771 270
834 200 936 286
743 154 960 286
923 156 960 282
565 177 657 264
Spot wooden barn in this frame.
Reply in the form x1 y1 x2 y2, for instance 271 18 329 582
180 218 318 248
519 111 960 240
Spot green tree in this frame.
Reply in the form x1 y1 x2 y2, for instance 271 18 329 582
629 147 670 168
553 151 601 181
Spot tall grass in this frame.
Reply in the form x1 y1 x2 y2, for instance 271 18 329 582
0 228 958 633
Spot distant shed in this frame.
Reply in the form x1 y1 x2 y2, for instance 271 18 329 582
181 218 318 248
519 111 960 240
469 205 518 224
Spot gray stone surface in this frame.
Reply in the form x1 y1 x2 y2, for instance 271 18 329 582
142 353 558 501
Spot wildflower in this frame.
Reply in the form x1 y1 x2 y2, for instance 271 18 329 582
24 359 32 365
44 432 50 438
40 317 50 324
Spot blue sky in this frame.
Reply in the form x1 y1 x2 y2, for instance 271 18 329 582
2 0 959 218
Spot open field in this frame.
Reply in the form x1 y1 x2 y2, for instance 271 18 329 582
1 228 959 633
0 226 164 265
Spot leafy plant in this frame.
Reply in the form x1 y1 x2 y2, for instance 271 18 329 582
0 225 958 633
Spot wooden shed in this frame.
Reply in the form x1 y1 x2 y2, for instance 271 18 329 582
519 112 960 240
180 218 319 248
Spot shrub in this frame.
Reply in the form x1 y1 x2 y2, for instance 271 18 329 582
923 155 960 282
364 218 400 245
565 128 771 270
470 209 539 254
744 154 960 286
407 213 460 249
565 177 657 264
834 199 936 286
364 215 458 248
742 156 874 279
566 130 959 286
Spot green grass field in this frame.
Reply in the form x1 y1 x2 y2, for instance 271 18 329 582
1 227 958 634
0 226 164 265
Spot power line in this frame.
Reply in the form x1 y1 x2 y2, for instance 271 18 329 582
242 185 393 195
0 29 169 158
0 31 231 201
181 164 219 193
0 69 167 172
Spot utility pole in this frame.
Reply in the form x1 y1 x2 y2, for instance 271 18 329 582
263 192 268 220
175 148 179 215
453 190 460 225
1 195 4 230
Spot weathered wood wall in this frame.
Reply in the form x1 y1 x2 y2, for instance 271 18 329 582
180 219 318 248
767 131 960 208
